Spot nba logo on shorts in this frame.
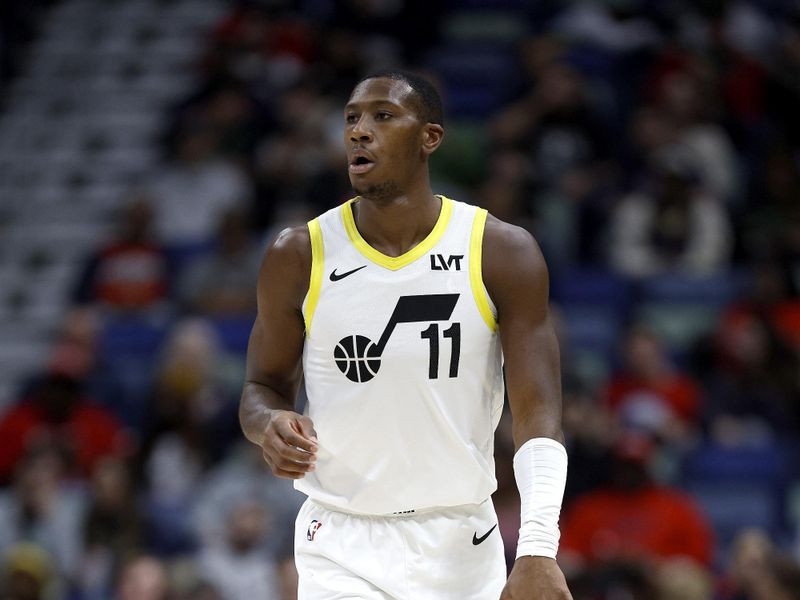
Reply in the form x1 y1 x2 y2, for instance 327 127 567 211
307 519 323 541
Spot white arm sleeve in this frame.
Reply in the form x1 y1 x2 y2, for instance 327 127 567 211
513 437 568 559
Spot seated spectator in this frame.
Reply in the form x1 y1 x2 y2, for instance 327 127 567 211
139 320 238 553
0 543 56 600
561 381 614 506
0 373 132 484
705 304 800 441
559 433 714 568
72 197 171 312
0 444 87 580
253 83 348 222
76 457 144 599
203 3 315 91
490 62 608 188
740 146 800 296
114 556 168 600
608 145 733 277
653 66 740 203
654 558 714 600
719 261 800 351
197 501 282 600
178 209 260 317
603 326 703 442
190 441 303 556
718 528 800 600
148 125 250 248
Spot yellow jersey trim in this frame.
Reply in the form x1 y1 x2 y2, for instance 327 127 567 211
469 208 497 332
342 196 453 271
305 218 324 335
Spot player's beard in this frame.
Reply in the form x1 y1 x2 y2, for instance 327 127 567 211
353 179 404 204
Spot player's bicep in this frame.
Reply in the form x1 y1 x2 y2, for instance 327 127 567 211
245 227 310 397
483 220 563 446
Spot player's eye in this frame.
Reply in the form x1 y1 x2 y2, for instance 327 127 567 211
345 114 358 124
375 111 391 120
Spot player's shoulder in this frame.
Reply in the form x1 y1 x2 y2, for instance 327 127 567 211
258 225 312 299
482 213 546 272
268 224 311 257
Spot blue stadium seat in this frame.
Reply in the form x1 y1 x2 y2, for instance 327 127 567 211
445 0 533 11
634 302 719 356
558 304 623 385
103 356 156 431
680 442 790 562
685 481 776 563
163 240 213 279
561 305 622 356
99 314 172 430
638 271 750 306
551 269 633 314
426 44 518 117
427 44 518 87
211 315 255 355
682 442 788 483
100 314 171 357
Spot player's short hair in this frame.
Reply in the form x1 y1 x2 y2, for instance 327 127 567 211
356 70 444 126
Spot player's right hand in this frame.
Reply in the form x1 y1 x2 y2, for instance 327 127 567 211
259 410 318 479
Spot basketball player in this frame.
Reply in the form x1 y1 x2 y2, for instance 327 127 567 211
240 71 572 599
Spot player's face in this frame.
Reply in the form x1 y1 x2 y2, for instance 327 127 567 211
344 78 427 200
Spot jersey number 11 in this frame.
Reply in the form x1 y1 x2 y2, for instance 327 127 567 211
420 323 461 379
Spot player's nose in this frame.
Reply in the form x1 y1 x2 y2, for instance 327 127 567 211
350 115 373 142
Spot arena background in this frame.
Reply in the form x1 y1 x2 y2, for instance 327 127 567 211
1 1 799 598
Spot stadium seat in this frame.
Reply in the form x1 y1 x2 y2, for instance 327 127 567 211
551 268 634 314
211 316 255 356
634 302 720 356
680 441 790 562
99 314 171 358
638 271 750 306
561 305 622 355
441 10 527 44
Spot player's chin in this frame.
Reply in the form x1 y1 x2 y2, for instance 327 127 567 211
350 177 371 195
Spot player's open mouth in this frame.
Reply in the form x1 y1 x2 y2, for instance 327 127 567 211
349 155 375 174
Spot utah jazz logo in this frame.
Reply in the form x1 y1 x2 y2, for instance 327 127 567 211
334 294 461 383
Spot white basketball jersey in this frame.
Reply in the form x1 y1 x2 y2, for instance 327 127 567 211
297 196 505 515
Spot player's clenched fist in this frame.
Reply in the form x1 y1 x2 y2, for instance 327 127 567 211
500 557 572 600
259 409 318 479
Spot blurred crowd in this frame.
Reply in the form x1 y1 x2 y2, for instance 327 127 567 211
2 0 800 599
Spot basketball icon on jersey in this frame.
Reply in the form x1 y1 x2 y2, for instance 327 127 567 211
334 293 460 383
334 335 382 382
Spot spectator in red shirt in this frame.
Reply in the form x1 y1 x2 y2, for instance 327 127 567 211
73 197 170 312
559 433 714 568
0 374 132 484
604 325 703 441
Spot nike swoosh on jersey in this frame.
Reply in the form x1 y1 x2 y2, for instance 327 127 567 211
329 265 367 281
472 524 497 545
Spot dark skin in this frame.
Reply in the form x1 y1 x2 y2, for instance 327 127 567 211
240 77 572 599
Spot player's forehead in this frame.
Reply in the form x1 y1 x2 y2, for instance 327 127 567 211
345 77 415 112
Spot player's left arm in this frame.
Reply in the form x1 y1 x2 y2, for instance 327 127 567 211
483 216 572 600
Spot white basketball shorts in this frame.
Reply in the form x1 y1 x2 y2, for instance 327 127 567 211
294 497 507 600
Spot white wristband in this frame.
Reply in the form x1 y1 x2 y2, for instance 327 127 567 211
513 437 568 559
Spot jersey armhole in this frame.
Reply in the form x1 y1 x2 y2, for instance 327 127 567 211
469 208 498 332
304 218 324 336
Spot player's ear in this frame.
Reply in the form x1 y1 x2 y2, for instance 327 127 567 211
421 123 444 156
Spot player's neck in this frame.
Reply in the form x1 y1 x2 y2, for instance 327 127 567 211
353 185 441 259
